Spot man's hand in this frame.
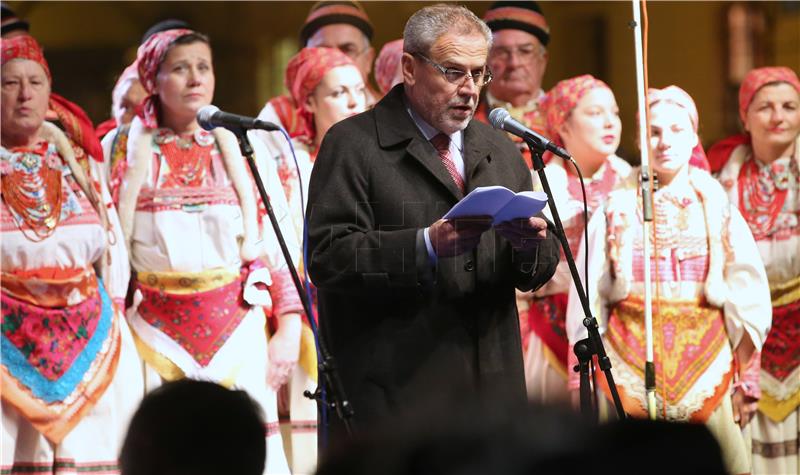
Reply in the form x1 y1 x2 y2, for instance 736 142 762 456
267 313 302 391
494 217 548 250
429 216 493 257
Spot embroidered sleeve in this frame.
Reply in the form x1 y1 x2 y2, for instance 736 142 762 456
269 267 303 318
734 350 762 400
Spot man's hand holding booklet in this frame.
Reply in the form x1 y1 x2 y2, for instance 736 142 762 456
443 186 548 225
428 186 549 257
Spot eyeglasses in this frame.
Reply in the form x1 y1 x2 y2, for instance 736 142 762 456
489 43 545 63
414 53 493 87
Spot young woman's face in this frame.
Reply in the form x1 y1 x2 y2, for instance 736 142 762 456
649 101 698 181
307 64 367 138
559 87 621 160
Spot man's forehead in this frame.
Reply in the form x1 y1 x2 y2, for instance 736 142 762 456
307 23 366 48
429 33 488 65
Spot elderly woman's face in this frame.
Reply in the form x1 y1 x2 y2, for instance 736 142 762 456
649 101 698 180
1 59 50 143
307 64 366 138
155 41 214 123
745 82 800 153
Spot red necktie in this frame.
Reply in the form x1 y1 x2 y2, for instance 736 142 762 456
430 133 464 193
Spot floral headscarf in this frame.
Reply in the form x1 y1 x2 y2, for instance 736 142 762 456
1 34 51 82
135 28 195 128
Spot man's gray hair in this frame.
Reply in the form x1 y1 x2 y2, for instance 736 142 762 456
403 4 492 56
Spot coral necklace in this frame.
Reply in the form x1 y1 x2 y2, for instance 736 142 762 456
159 135 213 188
1 142 64 241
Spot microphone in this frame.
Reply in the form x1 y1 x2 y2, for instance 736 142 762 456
488 107 571 160
197 105 281 133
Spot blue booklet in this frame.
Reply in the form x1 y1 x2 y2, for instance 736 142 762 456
443 186 548 226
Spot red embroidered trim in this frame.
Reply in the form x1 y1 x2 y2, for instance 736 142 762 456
632 253 709 283
134 187 239 212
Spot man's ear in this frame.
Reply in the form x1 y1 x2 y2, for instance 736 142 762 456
401 52 416 87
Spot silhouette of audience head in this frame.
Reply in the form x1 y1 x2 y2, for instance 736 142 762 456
316 393 726 475
120 379 266 475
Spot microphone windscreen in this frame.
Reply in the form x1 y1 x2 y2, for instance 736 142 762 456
196 105 220 131
488 108 509 130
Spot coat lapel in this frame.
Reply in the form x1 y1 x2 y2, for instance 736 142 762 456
375 86 463 200
462 121 493 191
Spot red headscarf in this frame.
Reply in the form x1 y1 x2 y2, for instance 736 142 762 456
375 39 403 95
647 85 710 171
540 74 610 162
2 36 104 162
284 47 356 141
709 67 800 172
136 28 195 129
1 34 51 81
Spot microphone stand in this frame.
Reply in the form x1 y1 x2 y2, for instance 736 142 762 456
232 128 356 436
631 0 659 420
526 140 626 421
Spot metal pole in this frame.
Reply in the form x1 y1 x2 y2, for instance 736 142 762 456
631 0 657 420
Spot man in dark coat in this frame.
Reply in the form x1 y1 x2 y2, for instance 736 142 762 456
307 4 560 438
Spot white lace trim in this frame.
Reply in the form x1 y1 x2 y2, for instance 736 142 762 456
761 365 800 401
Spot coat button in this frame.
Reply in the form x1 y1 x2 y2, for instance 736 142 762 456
464 260 475 271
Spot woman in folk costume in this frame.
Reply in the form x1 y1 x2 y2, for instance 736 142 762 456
566 85 772 475
1 35 143 473
96 61 145 141
520 75 631 403
110 29 303 474
267 47 366 473
276 46 367 240
99 62 144 185
710 67 800 474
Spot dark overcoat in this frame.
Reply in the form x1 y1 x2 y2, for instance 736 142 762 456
306 84 560 435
